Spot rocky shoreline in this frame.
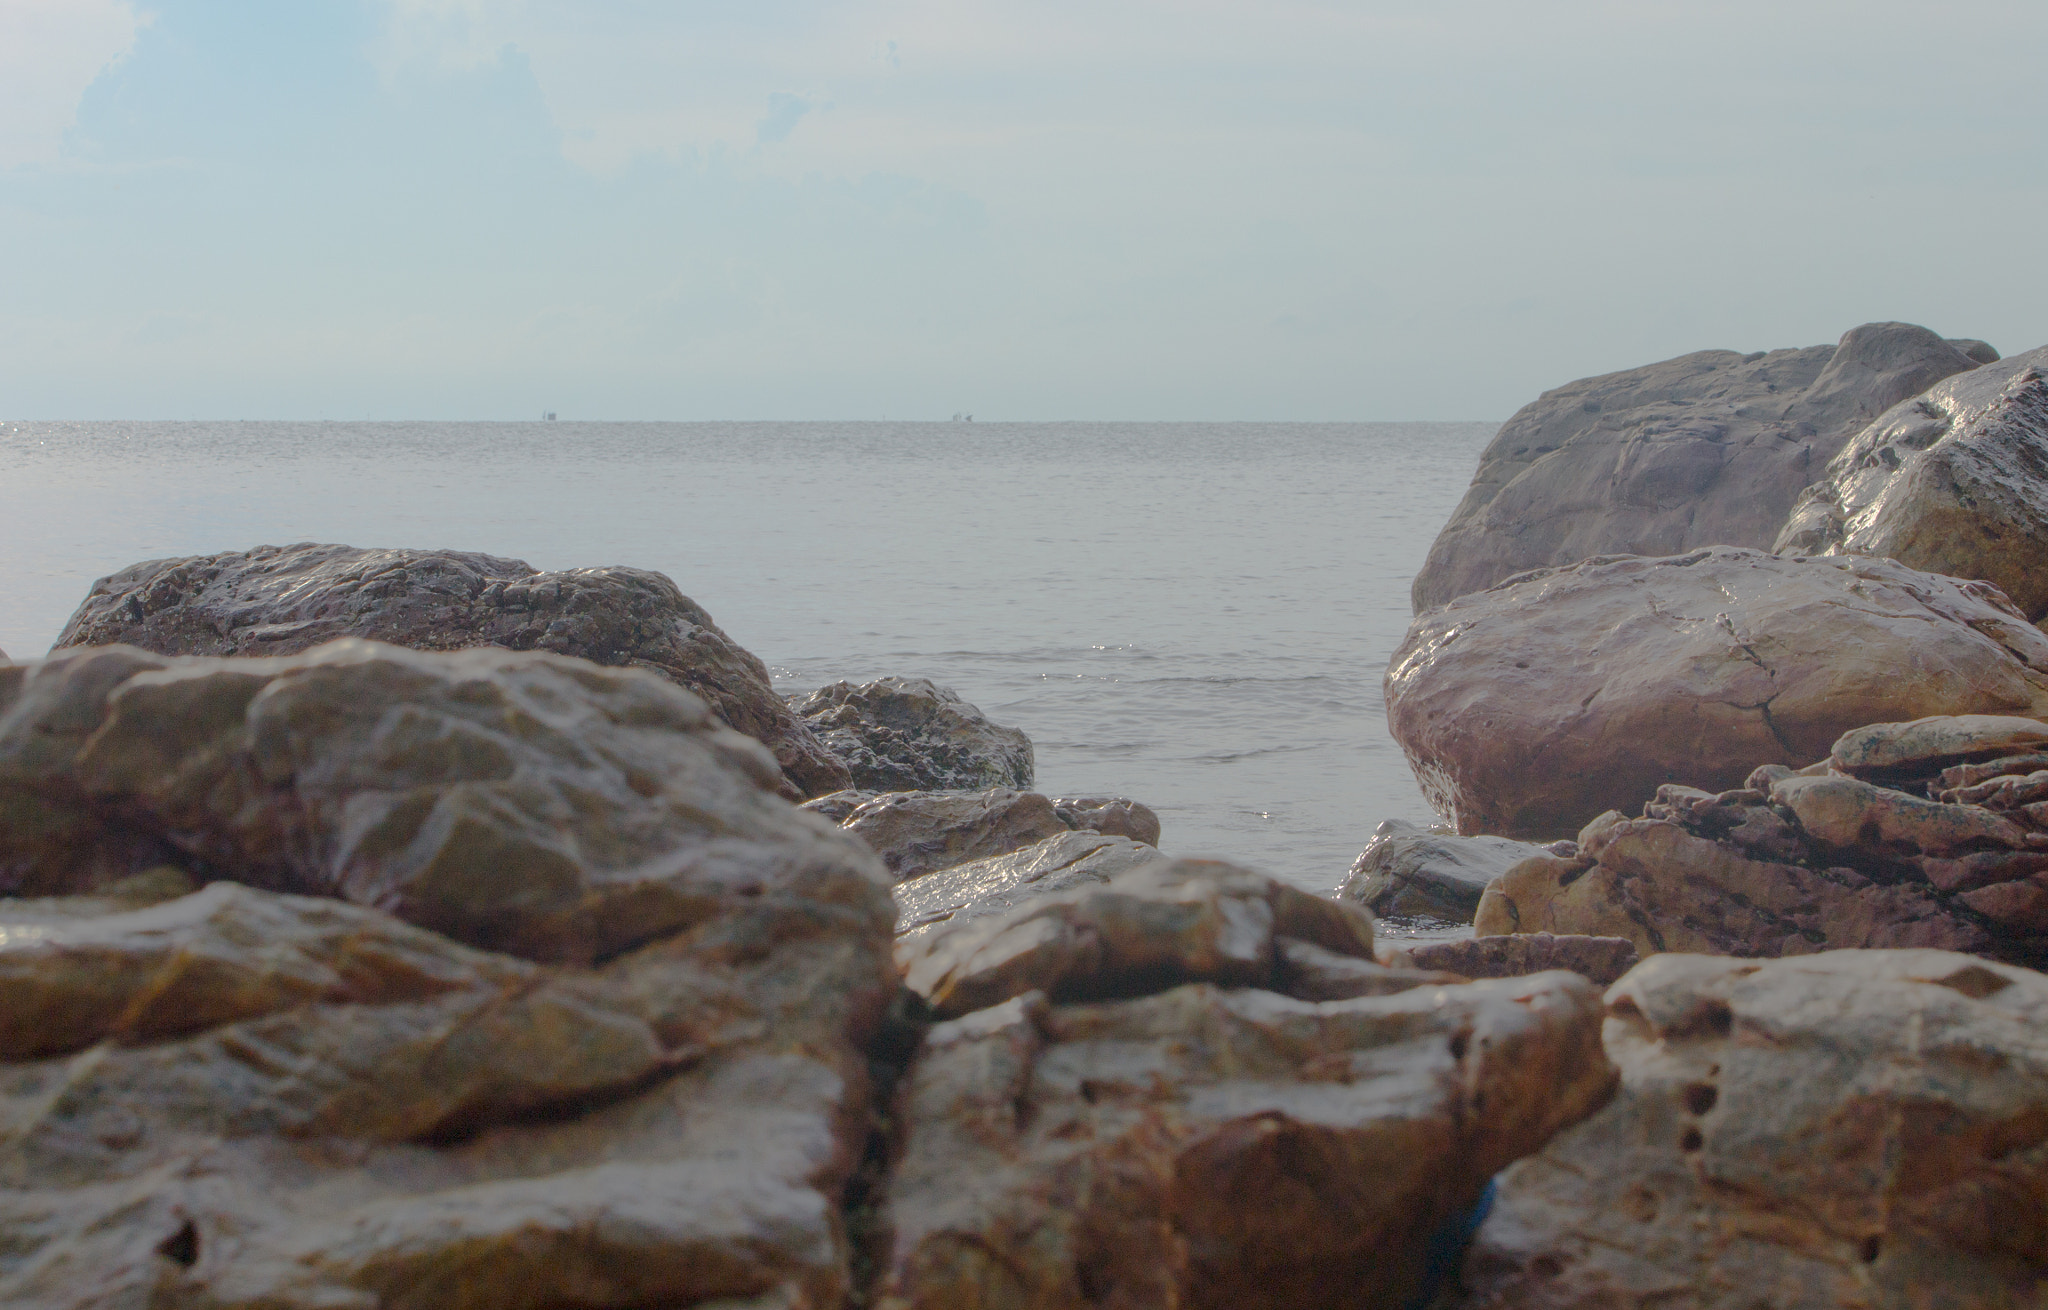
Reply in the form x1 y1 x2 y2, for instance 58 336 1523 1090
8 319 2048 1307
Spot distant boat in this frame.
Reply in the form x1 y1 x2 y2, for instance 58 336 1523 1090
543 411 557 421
951 412 973 422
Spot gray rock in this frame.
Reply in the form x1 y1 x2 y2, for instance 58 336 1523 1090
49 542 852 800
798 787 877 822
1412 323 1986 612
1777 346 2048 620
1340 819 1558 921
844 787 1163 884
893 829 1168 947
791 675 1033 792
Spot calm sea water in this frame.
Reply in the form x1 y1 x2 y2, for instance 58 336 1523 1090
0 420 1493 908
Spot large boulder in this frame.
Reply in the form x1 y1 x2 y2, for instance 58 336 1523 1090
1342 819 1561 922
1454 950 2048 1309
838 787 1163 884
50 543 852 799
873 862 1617 1310
0 640 898 1309
1778 346 2048 620
1412 323 1989 611
1386 547 2048 838
792 676 1033 793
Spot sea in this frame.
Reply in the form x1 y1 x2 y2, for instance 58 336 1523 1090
0 419 1495 923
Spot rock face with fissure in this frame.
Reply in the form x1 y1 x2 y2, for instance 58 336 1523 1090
1411 322 1989 612
1386 548 2048 839
0 639 898 1310
1474 714 2048 967
50 542 852 799
1453 951 2048 1309
1779 344 2048 621
874 861 1616 1310
791 677 1034 794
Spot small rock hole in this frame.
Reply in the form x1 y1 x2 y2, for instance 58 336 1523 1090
1448 1031 1470 1060
1683 1083 1718 1115
1860 1234 1882 1263
157 1220 199 1268
1531 1255 1565 1278
1679 1127 1703 1153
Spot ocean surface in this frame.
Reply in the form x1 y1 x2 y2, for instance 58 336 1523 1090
1 420 1494 919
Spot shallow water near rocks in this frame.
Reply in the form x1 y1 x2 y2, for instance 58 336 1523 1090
1 419 1490 917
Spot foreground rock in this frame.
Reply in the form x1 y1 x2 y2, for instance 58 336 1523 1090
792 676 1033 793
1342 819 1561 921
1474 715 2048 966
1387 547 2048 838
1411 322 1989 611
1779 345 2048 620
876 862 1616 1310
0 640 897 1309
1394 933 1640 986
837 787 1162 884
50 542 852 799
1455 950 2048 1308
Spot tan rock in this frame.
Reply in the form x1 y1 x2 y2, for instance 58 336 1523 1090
897 858 1376 1020
1277 937 1469 1000
1830 712 2048 778
1402 933 1640 986
1455 950 2048 1309
1387 548 2048 838
843 787 1071 883
1049 794 1163 847
1767 773 2035 854
892 829 1167 946
1413 323 1985 611
0 640 883 964
878 971 1615 1310
1475 819 1991 958
1778 346 2048 620
49 543 851 799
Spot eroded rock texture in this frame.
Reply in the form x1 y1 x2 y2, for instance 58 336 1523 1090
1412 322 1987 611
1342 819 1561 922
0 639 897 1310
1454 950 2048 1309
837 787 1162 885
1780 345 2048 620
791 677 1033 793
51 543 851 799
1474 714 2048 967
875 861 1616 1310
1395 934 1640 986
1386 548 2048 838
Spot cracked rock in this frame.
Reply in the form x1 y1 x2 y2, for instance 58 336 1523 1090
1386 548 2048 838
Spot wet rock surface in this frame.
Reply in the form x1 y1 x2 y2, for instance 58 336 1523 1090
1411 322 1986 611
875 860 1616 1310
49 542 852 799
791 676 1033 793
1779 344 2048 620
1396 933 1640 986
0 640 898 1310
1454 950 2048 1309
1474 715 2048 966
837 787 1161 884
1342 819 1558 922
1387 548 2048 838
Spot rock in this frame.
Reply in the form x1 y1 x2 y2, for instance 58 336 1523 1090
1412 323 1985 612
876 971 1615 1310
1341 819 1559 922
1277 937 1470 999
1399 933 1640 986
1050 794 1162 847
49 542 851 800
1778 346 2048 620
1767 773 2035 854
1386 547 2048 838
0 646 899 1309
893 830 1169 949
0 639 886 964
1455 950 2048 1309
897 858 1377 1019
792 676 1033 792
844 787 1071 883
1830 712 2048 779
840 787 1160 885
801 787 877 822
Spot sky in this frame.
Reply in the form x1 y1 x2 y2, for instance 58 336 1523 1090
3 0 2045 420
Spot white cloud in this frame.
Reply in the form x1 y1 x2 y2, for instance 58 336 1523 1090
0 0 147 168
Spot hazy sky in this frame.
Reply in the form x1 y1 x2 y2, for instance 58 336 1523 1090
4 0 2045 420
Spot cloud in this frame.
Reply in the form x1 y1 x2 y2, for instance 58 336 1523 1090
0 0 147 168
